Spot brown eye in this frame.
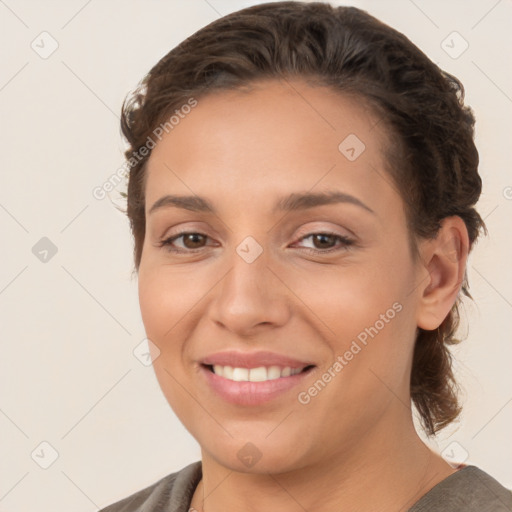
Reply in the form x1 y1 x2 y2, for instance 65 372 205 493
294 232 355 254
159 232 211 253
181 233 207 249
311 233 337 249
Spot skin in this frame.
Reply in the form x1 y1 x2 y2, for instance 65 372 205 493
137 79 469 512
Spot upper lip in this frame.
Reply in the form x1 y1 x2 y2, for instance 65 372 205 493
201 350 315 369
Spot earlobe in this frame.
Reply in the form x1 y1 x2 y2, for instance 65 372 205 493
416 216 470 331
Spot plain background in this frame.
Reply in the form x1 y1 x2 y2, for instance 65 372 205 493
0 0 511 510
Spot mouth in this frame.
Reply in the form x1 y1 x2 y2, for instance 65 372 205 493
202 363 315 382
198 351 316 406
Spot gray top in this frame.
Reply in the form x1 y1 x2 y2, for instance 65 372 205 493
99 462 512 511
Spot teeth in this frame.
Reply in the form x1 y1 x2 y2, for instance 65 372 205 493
267 366 281 380
249 366 267 382
232 367 249 381
223 365 234 380
211 365 305 381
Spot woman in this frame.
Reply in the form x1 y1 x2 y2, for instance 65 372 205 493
100 2 512 511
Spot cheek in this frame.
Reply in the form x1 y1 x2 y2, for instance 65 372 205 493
138 271 168 339
137 263 215 384
301 248 416 376
290 254 409 339
138 264 197 339
137 266 198 412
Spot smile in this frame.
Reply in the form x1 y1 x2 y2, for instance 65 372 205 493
208 364 308 382
199 351 316 406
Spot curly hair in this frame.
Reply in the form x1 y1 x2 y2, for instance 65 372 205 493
118 1 486 436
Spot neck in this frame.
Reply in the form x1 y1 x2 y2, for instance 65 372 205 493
191 411 456 512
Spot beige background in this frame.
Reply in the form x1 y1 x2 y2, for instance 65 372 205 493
0 0 511 510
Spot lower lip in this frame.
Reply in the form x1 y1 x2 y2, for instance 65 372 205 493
200 365 314 406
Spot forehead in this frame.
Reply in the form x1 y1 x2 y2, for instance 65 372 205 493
144 79 398 218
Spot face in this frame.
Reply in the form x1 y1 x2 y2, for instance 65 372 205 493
138 79 427 474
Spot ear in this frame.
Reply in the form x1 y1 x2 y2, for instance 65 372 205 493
416 216 470 331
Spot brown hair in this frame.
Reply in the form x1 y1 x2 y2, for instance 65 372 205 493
119 1 486 435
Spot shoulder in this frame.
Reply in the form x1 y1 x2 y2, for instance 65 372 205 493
98 461 202 512
410 465 512 512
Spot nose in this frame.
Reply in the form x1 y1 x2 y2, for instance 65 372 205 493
207 243 291 337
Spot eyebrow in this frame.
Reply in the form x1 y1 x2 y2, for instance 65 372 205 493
148 190 375 216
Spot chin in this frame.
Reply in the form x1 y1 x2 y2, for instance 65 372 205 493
198 431 312 475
